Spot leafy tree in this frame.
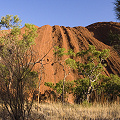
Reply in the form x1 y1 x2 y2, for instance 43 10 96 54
75 45 110 102
73 74 120 103
44 80 74 101
95 74 120 102
0 15 38 120
108 30 120 55
114 0 120 20
52 45 110 103
52 46 76 103
0 15 21 29
45 45 110 103
73 78 89 104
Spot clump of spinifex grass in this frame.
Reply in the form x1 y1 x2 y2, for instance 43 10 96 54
0 102 120 120
30 102 120 120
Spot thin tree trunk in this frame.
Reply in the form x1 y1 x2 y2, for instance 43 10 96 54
38 75 41 110
62 73 65 104
87 80 92 103
38 59 43 108
62 68 70 104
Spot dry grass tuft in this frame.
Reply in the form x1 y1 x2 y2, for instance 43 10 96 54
0 102 120 120
31 102 120 120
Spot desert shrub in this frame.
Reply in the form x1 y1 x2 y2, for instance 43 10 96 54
44 80 74 102
108 30 120 55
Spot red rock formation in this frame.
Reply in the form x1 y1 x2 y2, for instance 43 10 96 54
32 22 120 93
1 22 120 94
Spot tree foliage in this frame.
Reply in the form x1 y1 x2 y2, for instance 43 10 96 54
114 0 120 20
72 45 109 102
96 74 120 100
0 15 38 120
44 80 74 101
73 78 89 103
0 15 21 29
76 45 109 81
52 46 76 103
73 74 120 103
108 30 120 55
49 45 110 103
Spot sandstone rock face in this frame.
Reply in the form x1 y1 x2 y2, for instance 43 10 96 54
33 22 120 93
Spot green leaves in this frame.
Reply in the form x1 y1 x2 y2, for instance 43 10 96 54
45 80 74 95
53 46 76 58
24 70 38 90
13 15 22 24
96 74 120 98
67 49 76 57
53 45 110 103
114 0 120 20
76 45 109 81
0 15 21 29
54 45 110 82
22 23 38 47
107 30 120 55
100 49 110 60
74 79 89 94
0 15 38 90
0 15 39 119
65 58 77 69
53 46 66 57
11 27 21 36
44 82 54 89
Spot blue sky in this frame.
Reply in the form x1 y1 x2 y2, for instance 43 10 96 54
0 0 117 27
